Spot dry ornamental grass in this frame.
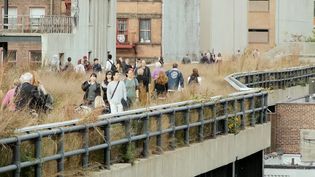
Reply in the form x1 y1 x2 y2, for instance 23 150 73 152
0 49 310 176
0 51 307 136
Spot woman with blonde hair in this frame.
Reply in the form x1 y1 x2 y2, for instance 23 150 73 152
154 71 168 99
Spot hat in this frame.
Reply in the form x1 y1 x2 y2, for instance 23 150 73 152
20 72 33 83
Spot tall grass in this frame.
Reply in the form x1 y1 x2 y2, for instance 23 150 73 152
0 51 306 136
0 50 309 177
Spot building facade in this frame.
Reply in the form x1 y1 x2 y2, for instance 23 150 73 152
0 0 116 67
275 0 314 44
116 0 162 62
0 0 67 66
42 0 116 65
200 0 248 56
162 0 200 61
248 0 276 52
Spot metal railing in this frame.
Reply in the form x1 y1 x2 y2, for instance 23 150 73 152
0 15 73 34
0 91 268 176
226 65 315 91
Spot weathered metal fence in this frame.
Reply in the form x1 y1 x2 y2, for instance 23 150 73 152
0 91 268 177
226 65 315 91
0 15 73 34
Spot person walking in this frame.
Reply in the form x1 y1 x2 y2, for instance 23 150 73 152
124 69 139 105
81 73 101 107
101 71 113 104
135 60 151 105
62 57 74 72
105 54 117 72
74 59 86 74
151 62 163 80
188 68 201 86
166 63 184 92
107 71 127 113
92 58 102 73
154 71 168 99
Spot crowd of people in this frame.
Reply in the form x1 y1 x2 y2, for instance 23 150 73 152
80 57 201 114
181 52 223 65
0 72 53 117
1 53 202 116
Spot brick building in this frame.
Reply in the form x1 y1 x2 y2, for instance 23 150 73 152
0 0 70 66
116 0 162 62
271 101 315 155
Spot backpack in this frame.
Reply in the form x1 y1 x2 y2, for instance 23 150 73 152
188 75 199 85
108 60 117 72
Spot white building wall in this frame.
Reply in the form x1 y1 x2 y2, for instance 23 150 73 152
275 0 314 44
162 0 200 61
42 0 116 65
200 0 248 56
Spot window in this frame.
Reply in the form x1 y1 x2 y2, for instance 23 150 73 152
248 29 269 43
7 50 16 63
29 50 42 63
2 8 17 29
249 0 269 12
116 18 128 43
29 8 45 30
139 19 151 43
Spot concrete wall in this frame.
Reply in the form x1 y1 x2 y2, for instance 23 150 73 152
275 0 314 44
200 0 248 56
268 85 309 106
90 123 271 177
42 0 116 65
162 0 200 61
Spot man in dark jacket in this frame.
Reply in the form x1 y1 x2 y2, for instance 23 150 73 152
14 73 36 111
135 60 151 104
92 58 102 73
81 73 101 106
166 63 184 91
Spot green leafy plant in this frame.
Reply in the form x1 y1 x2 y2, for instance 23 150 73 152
228 116 241 134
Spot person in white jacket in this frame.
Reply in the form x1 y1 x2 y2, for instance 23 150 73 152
106 71 127 114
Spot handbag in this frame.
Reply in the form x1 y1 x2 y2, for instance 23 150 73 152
121 98 129 110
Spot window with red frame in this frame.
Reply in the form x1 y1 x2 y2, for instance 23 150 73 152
116 19 128 43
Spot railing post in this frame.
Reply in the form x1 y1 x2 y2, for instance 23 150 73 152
169 110 176 150
82 125 89 168
250 97 256 127
233 99 238 132
260 95 265 124
212 105 217 138
143 114 149 158
224 101 228 134
264 93 268 123
156 113 162 153
198 104 204 142
57 128 65 177
35 132 42 177
184 107 190 145
13 137 21 177
241 98 246 129
104 123 111 169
